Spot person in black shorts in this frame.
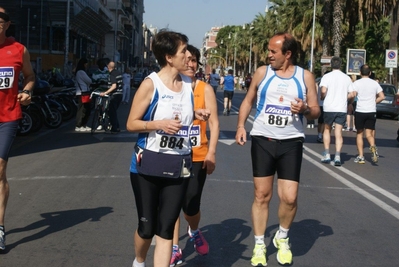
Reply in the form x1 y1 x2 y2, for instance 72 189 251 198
235 33 320 266
0 6 35 251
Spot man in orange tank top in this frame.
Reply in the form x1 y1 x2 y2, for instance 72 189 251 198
0 6 35 250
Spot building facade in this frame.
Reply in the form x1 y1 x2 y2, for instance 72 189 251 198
2 0 148 75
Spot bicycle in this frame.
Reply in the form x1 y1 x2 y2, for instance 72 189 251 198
90 89 111 134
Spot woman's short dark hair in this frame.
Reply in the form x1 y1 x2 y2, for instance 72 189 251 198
187 44 202 65
75 58 88 74
152 29 189 67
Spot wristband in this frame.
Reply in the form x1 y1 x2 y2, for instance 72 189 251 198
22 90 32 97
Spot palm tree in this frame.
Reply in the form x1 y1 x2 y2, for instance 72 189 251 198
332 0 343 56
322 0 332 75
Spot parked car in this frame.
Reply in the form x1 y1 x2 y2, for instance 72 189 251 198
377 83 399 119
133 72 144 87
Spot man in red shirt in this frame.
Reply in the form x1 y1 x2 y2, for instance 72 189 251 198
0 6 35 250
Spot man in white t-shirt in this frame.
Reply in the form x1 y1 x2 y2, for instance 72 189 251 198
350 64 385 164
319 57 353 166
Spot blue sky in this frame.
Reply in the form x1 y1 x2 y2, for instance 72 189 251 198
143 0 268 48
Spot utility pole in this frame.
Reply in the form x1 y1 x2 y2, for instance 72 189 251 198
64 0 70 76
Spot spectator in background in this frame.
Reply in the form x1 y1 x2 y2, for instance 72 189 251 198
122 68 132 105
208 68 220 93
195 67 205 81
100 61 123 133
92 58 110 85
244 73 252 92
74 58 92 132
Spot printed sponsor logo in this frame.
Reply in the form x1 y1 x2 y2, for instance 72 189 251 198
161 94 174 99
190 125 200 136
0 67 14 77
157 125 189 137
265 104 292 115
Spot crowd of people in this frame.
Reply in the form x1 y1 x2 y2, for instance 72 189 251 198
2 6 399 266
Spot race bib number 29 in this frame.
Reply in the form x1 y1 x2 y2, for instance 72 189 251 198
0 67 15 90
264 104 293 128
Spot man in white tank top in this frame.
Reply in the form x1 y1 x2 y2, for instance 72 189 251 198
235 33 320 266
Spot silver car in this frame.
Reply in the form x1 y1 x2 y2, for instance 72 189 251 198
377 83 399 119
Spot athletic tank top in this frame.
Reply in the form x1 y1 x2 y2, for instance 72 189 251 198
191 81 208 162
250 65 306 140
224 75 235 91
130 72 194 172
0 38 24 122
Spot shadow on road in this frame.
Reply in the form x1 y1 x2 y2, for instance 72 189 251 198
1 207 113 253
266 219 333 261
180 218 252 266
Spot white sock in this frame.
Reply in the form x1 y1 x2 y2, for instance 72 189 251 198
254 235 265 245
188 226 199 236
133 258 145 267
276 226 289 239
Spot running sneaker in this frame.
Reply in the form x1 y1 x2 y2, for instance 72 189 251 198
75 127 84 131
83 126 91 131
334 156 342 167
354 156 365 164
223 109 227 116
251 244 267 266
0 228 5 250
273 233 293 265
227 110 230 116
370 146 378 163
320 152 331 163
188 228 209 255
97 125 103 130
316 137 323 143
375 146 379 158
170 247 183 267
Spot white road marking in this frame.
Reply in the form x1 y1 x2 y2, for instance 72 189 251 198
303 148 399 220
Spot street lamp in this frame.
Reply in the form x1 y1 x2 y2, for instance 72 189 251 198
228 32 237 76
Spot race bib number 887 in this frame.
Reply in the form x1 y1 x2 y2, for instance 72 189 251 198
264 104 293 128
0 67 15 90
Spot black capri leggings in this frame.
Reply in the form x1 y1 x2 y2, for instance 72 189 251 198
130 172 189 240
182 161 207 216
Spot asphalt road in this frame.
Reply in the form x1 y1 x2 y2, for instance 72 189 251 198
1 89 399 267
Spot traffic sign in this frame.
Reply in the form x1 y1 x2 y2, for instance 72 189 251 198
385 49 397 68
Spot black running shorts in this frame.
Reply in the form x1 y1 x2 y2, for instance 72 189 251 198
250 135 304 182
